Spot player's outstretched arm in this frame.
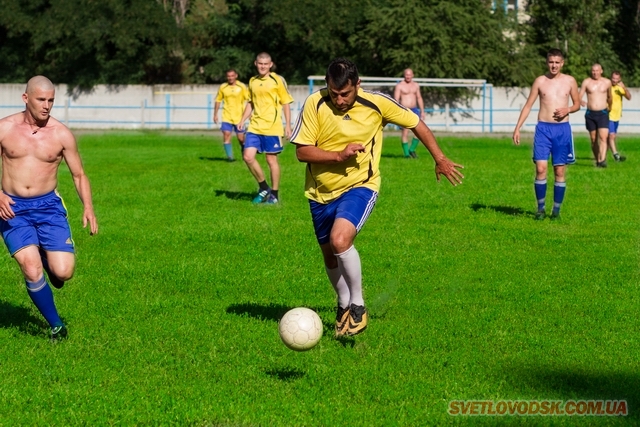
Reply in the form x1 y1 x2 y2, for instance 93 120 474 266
411 121 464 186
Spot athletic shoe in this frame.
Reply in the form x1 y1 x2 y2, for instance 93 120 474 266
534 210 546 221
265 194 279 205
614 154 627 162
550 212 561 221
346 304 368 336
226 157 236 162
596 161 608 168
409 151 418 159
335 306 350 337
252 189 270 204
51 325 68 342
39 247 64 289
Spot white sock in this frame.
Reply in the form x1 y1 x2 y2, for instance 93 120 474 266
335 245 364 306
325 266 350 309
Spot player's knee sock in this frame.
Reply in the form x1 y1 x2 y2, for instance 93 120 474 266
258 180 270 192
223 143 233 158
410 138 419 153
335 245 364 306
271 189 279 199
401 142 409 157
553 182 566 214
534 179 547 211
26 275 63 328
325 266 350 309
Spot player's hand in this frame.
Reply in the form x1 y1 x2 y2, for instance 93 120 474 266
285 125 292 140
553 108 568 121
83 209 98 235
512 130 521 145
213 116 218 124
580 100 587 107
0 193 15 220
338 144 365 162
237 122 244 131
435 158 464 186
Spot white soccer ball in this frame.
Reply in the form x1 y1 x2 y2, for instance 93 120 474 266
278 307 323 351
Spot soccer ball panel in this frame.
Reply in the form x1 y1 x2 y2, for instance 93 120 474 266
278 307 323 351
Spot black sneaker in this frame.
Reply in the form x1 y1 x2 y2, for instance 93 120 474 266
335 306 350 337
535 210 546 221
51 325 68 342
596 161 608 168
39 247 64 289
550 212 561 221
346 304 368 336
614 154 627 162
409 151 418 159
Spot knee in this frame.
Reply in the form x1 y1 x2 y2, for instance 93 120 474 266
51 263 75 281
330 233 353 255
21 263 44 283
243 152 255 164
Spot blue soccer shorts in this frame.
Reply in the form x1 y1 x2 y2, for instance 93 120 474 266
309 187 378 245
0 190 75 256
220 122 246 134
609 120 620 134
533 121 575 166
244 132 283 154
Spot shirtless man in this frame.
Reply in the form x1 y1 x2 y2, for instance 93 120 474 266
579 64 612 167
513 49 580 221
394 68 426 158
0 76 98 341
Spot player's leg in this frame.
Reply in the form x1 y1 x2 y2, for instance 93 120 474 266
236 128 246 151
243 133 270 203
597 126 609 166
549 122 573 220
532 124 551 220
608 121 626 162
265 153 280 203
534 160 548 220
401 128 410 158
588 130 599 165
551 165 566 219
220 123 235 161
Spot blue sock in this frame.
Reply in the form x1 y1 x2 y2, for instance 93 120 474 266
223 143 233 159
26 275 63 328
534 179 547 211
553 182 566 214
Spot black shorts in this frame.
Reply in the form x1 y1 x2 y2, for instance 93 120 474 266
585 109 609 132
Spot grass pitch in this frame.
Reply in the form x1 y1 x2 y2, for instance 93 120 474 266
0 131 638 426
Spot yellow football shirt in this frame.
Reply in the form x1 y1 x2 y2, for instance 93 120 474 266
291 88 420 203
215 81 249 125
609 84 626 122
247 72 294 136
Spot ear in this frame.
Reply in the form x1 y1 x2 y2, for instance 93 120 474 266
22 93 28 104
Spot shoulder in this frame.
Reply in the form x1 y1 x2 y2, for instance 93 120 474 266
0 113 21 139
237 81 247 88
358 89 401 112
48 117 75 144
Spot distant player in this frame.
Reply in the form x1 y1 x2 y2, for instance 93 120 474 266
0 76 98 341
394 68 426 158
291 58 463 337
608 70 631 162
512 49 580 221
579 64 612 167
214 69 250 162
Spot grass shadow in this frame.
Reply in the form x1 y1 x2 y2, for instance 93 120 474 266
226 302 291 322
470 203 532 217
214 190 255 201
264 367 306 381
199 156 235 162
381 153 410 159
0 300 49 337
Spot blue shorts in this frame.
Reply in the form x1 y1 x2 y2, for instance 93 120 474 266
244 133 283 154
533 122 575 166
309 187 378 245
0 191 75 256
585 109 609 131
220 122 246 134
609 120 619 134
411 107 421 117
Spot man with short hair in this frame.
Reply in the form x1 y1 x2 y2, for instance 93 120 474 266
579 63 612 167
291 58 464 337
607 70 631 162
394 68 426 158
0 75 98 341
214 69 250 162
238 53 294 204
513 49 580 221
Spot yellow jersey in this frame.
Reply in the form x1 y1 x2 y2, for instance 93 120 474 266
291 88 420 203
247 72 294 136
609 84 627 122
215 81 249 125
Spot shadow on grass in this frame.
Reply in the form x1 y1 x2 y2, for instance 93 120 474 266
505 366 638 418
0 300 49 337
214 190 255 201
199 156 235 162
382 153 411 159
470 203 532 217
264 367 306 381
227 302 333 322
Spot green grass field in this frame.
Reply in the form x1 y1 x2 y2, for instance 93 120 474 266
0 131 638 426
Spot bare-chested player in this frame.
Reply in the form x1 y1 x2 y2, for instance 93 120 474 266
394 68 426 158
513 49 580 221
579 63 612 167
0 75 98 341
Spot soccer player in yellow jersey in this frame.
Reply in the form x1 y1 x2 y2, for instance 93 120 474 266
214 69 249 162
291 58 464 337
608 71 631 162
238 53 294 204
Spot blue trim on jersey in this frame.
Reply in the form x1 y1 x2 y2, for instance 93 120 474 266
244 132 283 154
533 121 575 166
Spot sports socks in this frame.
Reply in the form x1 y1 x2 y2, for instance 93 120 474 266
409 138 420 154
258 180 270 192
325 266 350 309
553 181 566 215
335 245 364 306
26 275 63 328
271 189 279 199
534 179 547 211
401 142 410 157
223 143 233 159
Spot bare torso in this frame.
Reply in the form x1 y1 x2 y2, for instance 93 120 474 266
0 112 65 197
582 77 611 111
395 81 421 108
536 73 575 123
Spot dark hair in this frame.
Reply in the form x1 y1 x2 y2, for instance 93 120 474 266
226 69 237 75
547 48 564 59
325 58 359 88
612 70 621 76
